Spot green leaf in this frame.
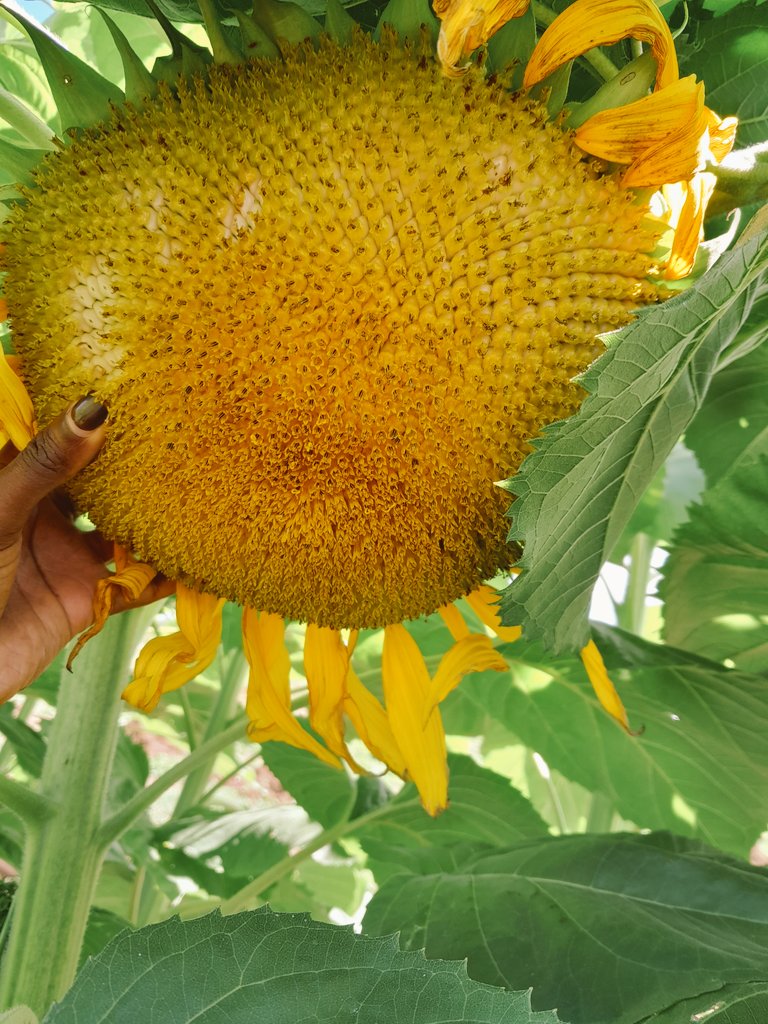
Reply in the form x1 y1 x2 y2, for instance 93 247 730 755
79 907 132 967
679 2 768 147
364 832 768 1024
42 907 564 1023
660 453 768 672
93 9 157 105
649 982 768 1024
442 626 768 856
0 706 45 777
357 754 548 884
499 226 768 652
260 740 356 829
0 4 124 132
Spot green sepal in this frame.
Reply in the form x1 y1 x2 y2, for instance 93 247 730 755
0 4 124 132
324 0 356 45
374 0 438 46
0 87 54 150
250 0 322 50
0 138 46 186
567 50 657 129
95 9 157 106
486 5 535 88
530 59 571 118
233 10 280 58
146 0 213 83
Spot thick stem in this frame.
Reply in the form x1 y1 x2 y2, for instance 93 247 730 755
0 610 150 1016
619 531 653 637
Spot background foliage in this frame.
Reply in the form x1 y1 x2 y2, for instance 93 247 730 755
0 0 767 1021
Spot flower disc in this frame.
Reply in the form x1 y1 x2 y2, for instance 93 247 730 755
3 36 662 629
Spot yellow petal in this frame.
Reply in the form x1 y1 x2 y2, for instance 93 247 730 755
580 639 631 732
0 350 35 449
426 633 508 713
465 584 522 643
663 173 717 280
707 109 738 163
438 602 471 641
304 624 366 772
122 584 224 713
436 0 530 76
524 0 678 92
622 100 713 188
344 668 407 778
67 558 158 669
575 76 703 170
241 608 341 769
382 623 448 816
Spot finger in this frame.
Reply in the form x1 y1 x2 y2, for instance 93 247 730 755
0 396 108 547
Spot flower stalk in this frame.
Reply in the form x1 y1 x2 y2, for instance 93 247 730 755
0 610 151 1017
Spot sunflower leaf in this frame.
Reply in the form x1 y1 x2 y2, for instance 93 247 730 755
500 224 768 652
0 4 124 132
363 832 768 1024
41 907 564 1023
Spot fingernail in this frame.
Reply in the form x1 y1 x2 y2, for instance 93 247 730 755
71 395 108 431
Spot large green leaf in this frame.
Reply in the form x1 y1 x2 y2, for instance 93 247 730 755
357 754 548 884
679 2 768 147
43 908 564 1023
364 832 768 1024
661 452 768 671
650 982 768 1024
442 626 768 857
499 226 768 652
260 740 356 830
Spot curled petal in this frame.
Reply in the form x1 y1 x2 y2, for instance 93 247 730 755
436 0 530 76
580 639 631 732
663 173 717 281
0 351 35 450
382 623 448 816
425 633 507 715
575 76 703 180
524 0 678 91
438 602 471 641
122 584 224 713
67 557 158 668
622 102 712 188
465 584 522 643
241 609 340 768
707 109 738 164
304 624 365 772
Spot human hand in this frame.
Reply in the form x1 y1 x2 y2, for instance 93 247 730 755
0 397 167 701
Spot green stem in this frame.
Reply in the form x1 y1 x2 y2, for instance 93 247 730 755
198 748 262 806
0 610 151 1017
173 649 247 816
585 791 614 833
220 796 420 915
619 531 653 636
97 718 246 847
532 1 620 81
0 774 53 827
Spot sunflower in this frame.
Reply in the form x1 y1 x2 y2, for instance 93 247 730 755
0 0 735 813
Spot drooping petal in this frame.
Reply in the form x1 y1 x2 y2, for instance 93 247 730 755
438 602 471 641
425 633 508 713
344 668 407 778
622 102 713 188
465 584 522 643
0 351 35 450
304 624 366 771
707 109 738 163
382 623 448 816
663 173 717 280
241 608 340 768
575 76 703 175
122 584 224 713
524 0 679 92
435 0 531 76
580 639 631 731
67 556 158 668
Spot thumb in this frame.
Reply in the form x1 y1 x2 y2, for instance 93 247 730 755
0 396 108 541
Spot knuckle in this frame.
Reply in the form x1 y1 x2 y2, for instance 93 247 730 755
18 430 69 482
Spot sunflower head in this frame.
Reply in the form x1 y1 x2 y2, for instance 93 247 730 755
0 0 736 813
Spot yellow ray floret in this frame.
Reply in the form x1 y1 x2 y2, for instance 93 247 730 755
580 638 630 731
122 584 224 712
524 0 679 91
434 0 529 76
304 624 367 772
0 351 35 450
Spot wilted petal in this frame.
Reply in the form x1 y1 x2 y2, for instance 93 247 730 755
425 633 507 713
524 0 678 91
344 668 407 777
383 623 448 816
663 173 717 281
0 351 35 450
436 0 530 76
304 624 365 771
465 584 522 643
242 609 341 768
580 639 631 732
